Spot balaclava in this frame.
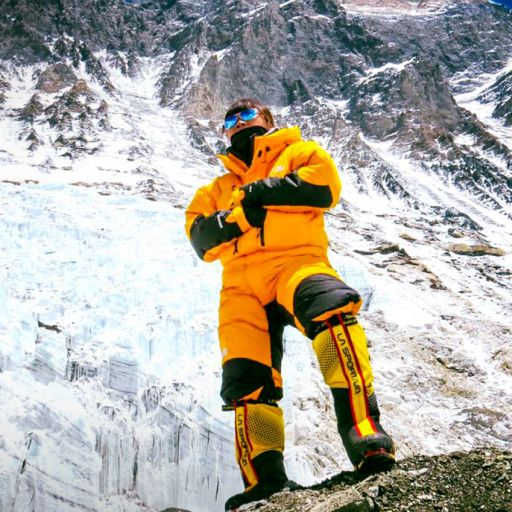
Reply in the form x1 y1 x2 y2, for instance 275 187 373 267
228 126 268 167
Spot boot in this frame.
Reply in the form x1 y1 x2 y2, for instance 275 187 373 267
332 388 395 473
225 402 297 511
313 314 395 472
225 451 297 510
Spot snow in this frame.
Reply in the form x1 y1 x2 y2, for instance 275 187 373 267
240 3 269 19
360 58 416 83
1 64 43 109
214 48 230 62
341 1 448 18
453 59 512 151
453 133 476 147
279 0 297 7
0 183 237 511
358 133 512 240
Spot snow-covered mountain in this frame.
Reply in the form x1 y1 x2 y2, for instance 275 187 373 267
0 1 511 511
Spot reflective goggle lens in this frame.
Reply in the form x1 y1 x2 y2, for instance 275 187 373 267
223 108 259 130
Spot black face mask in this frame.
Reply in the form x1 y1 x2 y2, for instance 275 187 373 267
228 126 268 166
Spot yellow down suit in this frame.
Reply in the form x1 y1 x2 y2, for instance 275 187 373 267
185 127 394 495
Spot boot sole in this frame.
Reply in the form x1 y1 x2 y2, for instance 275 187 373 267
357 449 396 474
225 481 299 511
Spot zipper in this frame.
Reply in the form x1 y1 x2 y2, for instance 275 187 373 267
258 226 266 247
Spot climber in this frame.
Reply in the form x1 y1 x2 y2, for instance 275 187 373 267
185 98 395 511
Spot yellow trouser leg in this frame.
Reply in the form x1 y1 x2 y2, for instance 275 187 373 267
312 314 377 437
234 402 285 490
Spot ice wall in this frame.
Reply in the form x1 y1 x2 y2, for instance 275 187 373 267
0 184 241 512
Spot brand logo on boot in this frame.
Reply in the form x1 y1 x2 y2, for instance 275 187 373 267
342 347 362 394
236 411 250 467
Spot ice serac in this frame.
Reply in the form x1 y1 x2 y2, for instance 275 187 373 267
0 185 241 512
0 0 511 511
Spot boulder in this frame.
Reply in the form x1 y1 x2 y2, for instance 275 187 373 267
449 244 506 257
35 63 77 93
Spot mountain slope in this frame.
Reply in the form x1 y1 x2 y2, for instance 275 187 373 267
0 1 511 511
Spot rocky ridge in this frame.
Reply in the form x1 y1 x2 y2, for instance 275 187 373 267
242 448 512 512
160 448 512 512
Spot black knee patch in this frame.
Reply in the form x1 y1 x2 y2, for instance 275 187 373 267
294 274 361 339
220 301 290 405
221 358 283 404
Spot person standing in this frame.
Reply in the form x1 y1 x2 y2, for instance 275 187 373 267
185 98 395 511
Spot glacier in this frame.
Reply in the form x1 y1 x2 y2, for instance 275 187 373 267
0 183 237 511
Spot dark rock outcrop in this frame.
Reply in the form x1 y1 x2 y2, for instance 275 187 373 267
35 62 77 93
17 94 44 123
247 448 512 512
0 77 10 105
16 75 110 154
347 58 461 146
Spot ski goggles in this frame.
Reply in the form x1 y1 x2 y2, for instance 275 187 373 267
223 108 259 130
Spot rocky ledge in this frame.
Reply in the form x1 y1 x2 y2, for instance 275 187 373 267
239 448 512 512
